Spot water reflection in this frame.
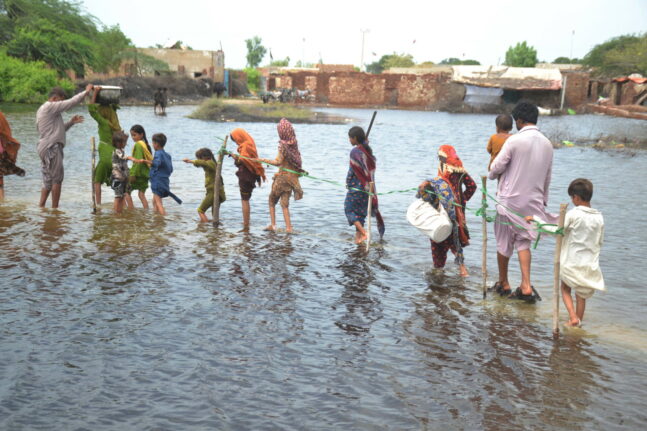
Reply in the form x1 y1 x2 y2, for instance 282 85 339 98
334 246 383 335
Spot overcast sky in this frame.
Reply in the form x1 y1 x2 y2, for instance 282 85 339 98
81 0 646 69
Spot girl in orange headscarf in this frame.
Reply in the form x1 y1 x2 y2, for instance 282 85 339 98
230 128 266 231
0 111 25 200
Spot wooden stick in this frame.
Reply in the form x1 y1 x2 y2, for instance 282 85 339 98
212 135 228 227
91 137 96 214
365 182 374 249
366 110 377 137
481 176 487 299
552 203 569 338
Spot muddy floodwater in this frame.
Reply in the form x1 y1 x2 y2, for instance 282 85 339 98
1 104 646 430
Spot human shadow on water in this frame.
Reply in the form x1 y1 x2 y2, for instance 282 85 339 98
333 245 384 336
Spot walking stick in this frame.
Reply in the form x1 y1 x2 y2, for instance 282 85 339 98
91 137 96 214
212 135 228 227
365 182 374 249
552 203 568 338
481 176 487 299
363 111 377 249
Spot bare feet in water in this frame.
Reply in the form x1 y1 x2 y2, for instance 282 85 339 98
564 318 582 328
264 225 276 232
354 232 367 244
459 265 469 277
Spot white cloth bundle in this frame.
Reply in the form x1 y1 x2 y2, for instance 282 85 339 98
406 199 452 243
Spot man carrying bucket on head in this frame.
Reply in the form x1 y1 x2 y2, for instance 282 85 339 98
488 102 555 303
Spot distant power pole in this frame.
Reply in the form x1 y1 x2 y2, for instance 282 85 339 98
360 29 370 72
570 30 575 60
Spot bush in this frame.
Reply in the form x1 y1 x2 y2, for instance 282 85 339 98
0 49 73 103
244 67 260 93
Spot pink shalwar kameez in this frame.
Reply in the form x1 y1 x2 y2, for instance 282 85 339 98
488 125 555 257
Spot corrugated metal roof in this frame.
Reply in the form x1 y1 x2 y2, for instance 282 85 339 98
452 66 562 90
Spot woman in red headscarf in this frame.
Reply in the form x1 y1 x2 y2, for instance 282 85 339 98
417 145 476 276
254 118 304 233
0 111 25 200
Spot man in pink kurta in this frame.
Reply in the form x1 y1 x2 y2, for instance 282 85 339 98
488 102 553 302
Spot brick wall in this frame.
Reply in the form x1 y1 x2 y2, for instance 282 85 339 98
563 71 590 108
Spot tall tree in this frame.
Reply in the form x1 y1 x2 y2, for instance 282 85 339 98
366 53 414 73
583 33 646 76
245 36 266 68
504 41 538 67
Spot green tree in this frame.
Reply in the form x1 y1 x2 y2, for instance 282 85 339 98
366 53 414 74
245 36 266 68
504 41 538 67
439 57 480 65
583 33 647 76
93 25 132 73
269 57 290 67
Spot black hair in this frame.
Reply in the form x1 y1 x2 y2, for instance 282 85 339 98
112 130 128 147
495 114 513 131
130 124 151 153
568 178 593 202
49 87 67 99
511 102 539 125
195 147 215 162
348 126 373 156
152 133 167 148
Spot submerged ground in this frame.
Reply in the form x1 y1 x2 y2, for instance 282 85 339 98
0 105 646 430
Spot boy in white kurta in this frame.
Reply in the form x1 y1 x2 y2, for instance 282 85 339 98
560 178 605 327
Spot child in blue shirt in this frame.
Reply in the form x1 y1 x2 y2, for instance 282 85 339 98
138 133 181 215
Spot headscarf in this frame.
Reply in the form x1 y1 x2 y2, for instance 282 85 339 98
437 144 469 246
277 118 302 170
0 111 20 162
350 143 385 238
97 104 121 132
230 128 266 181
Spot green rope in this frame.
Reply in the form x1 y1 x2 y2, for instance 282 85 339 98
217 143 563 243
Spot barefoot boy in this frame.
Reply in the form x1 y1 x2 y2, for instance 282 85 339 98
139 133 181 215
486 114 513 170
560 178 605 327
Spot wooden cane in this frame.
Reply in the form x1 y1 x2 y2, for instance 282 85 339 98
366 111 377 137
552 203 569 338
91 137 97 214
481 176 487 299
212 135 228 227
365 182 374 249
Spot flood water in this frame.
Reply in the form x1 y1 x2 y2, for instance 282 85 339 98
1 104 646 430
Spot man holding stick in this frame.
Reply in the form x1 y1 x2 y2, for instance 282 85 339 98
488 102 554 303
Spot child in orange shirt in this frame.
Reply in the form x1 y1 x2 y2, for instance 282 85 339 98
487 114 513 170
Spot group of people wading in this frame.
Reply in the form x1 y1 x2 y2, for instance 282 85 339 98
0 88 605 327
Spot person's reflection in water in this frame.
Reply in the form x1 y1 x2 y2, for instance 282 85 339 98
536 338 604 430
334 246 384 335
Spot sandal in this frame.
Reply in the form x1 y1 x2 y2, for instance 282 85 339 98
508 286 542 304
488 282 512 297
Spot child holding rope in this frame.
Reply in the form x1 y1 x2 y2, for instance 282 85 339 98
183 148 226 223
528 179 605 327
229 128 266 231
109 131 133 214
136 133 181 215
250 118 304 233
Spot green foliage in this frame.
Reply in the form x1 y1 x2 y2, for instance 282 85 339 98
169 40 192 50
244 67 260 92
245 36 266 68
269 57 290 67
504 41 538 67
0 49 73 102
439 57 480 65
1 0 134 76
294 60 315 68
417 61 435 67
583 33 647 77
6 18 94 76
553 56 581 64
366 53 414 74
93 25 132 73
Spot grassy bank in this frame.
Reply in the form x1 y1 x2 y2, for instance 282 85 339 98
188 98 348 124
